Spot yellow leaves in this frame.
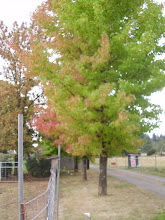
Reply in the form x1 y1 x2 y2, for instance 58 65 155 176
67 96 82 112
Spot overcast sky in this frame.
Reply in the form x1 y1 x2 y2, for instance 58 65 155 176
0 0 165 136
0 0 44 27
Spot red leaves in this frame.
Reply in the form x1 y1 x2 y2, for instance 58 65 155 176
92 33 110 69
31 104 59 137
161 3 164 9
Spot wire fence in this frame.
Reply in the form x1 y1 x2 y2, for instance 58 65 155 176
94 155 165 169
22 169 56 220
0 158 60 220
0 161 18 182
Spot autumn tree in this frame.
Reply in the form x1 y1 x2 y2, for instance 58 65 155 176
31 103 90 179
0 21 43 155
31 104 61 155
16 0 165 195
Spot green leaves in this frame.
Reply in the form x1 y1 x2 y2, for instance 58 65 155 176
23 0 165 157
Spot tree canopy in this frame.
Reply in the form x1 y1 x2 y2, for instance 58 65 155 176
15 0 165 195
0 22 43 154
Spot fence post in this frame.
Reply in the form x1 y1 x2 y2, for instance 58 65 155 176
18 114 24 220
21 203 26 220
56 145 61 220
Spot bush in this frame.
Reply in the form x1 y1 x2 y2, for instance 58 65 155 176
26 158 51 177
147 149 156 156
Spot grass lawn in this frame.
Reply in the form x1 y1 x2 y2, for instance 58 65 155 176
151 211 165 220
0 177 49 220
0 169 165 219
124 167 165 178
58 169 165 220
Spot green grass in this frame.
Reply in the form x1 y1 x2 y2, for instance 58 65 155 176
115 182 134 189
125 167 165 178
151 211 165 220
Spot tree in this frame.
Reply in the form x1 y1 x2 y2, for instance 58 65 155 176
0 22 43 155
141 138 153 153
141 134 165 155
156 138 165 155
152 133 160 142
147 148 156 156
16 0 165 195
140 134 152 153
0 79 36 154
31 104 88 179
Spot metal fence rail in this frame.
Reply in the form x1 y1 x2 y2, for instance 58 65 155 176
23 169 56 220
0 161 18 182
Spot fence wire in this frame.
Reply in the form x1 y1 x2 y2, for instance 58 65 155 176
0 161 18 182
94 155 165 169
23 169 56 220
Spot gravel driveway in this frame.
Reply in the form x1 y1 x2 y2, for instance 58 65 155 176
91 165 165 198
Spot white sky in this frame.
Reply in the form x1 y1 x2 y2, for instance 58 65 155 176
0 0 44 27
0 0 165 136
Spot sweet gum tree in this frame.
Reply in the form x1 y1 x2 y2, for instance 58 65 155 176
31 102 92 180
17 0 165 195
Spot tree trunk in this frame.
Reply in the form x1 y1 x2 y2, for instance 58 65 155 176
74 156 78 172
87 159 90 169
98 151 107 196
82 156 87 180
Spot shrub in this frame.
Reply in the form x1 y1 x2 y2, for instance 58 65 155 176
26 158 51 177
147 149 156 156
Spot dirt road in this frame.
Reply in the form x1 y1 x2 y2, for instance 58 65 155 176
92 166 165 198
